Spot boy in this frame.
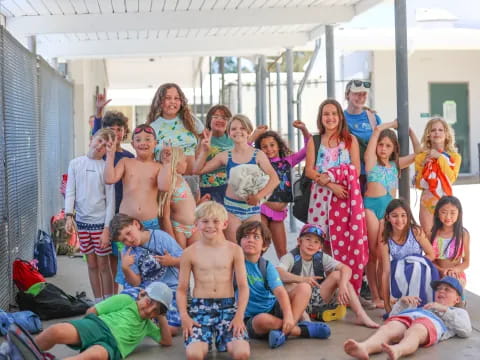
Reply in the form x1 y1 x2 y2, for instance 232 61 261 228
35 282 173 359
105 124 171 230
177 201 250 360
238 221 330 349
277 224 379 328
109 213 183 335
65 128 115 304
344 276 471 360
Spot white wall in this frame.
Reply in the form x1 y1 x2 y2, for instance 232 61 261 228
68 59 109 156
373 50 480 175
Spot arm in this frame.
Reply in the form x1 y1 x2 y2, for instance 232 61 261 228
157 148 173 191
157 314 173 346
177 250 200 339
409 128 422 154
248 125 268 144
349 136 361 177
364 120 398 171
86 306 98 315
104 144 126 184
451 230 470 273
121 248 142 287
334 263 353 305
64 161 76 234
229 247 249 337
92 116 102 135
100 183 115 248
440 308 472 338
272 286 295 334
305 136 321 181
286 122 311 167
378 222 392 313
254 151 280 200
414 227 436 261
399 154 416 169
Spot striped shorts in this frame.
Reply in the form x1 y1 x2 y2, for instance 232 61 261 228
76 221 111 256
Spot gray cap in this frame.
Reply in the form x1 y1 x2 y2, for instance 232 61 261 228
145 282 173 309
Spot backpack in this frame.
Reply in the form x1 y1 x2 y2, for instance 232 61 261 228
0 323 45 360
292 134 321 223
12 259 45 292
0 310 42 336
34 230 57 277
234 257 271 292
290 247 325 284
16 283 91 320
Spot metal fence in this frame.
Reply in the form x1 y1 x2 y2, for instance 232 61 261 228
0 26 74 309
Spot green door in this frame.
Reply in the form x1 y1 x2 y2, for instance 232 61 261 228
429 83 470 173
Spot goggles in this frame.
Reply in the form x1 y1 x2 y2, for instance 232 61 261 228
133 125 156 139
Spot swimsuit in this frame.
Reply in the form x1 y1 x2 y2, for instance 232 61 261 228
171 176 191 203
364 162 398 220
172 220 195 239
432 235 466 283
141 218 160 230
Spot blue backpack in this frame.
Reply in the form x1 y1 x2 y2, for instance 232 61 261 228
34 230 57 277
0 323 47 360
0 310 42 336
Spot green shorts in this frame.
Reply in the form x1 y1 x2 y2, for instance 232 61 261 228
69 314 121 360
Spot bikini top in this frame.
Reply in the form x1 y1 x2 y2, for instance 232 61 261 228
367 161 398 193
388 229 422 260
171 176 191 203
226 149 258 179
432 235 463 260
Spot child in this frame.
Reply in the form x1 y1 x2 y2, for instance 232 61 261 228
344 276 471 360
276 224 379 328
158 147 198 248
254 120 311 258
65 128 115 304
431 196 470 287
176 201 250 359
35 282 173 359
305 99 366 294
415 117 461 237
379 199 437 313
105 124 170 230
364 120 421 307
193 115 279 242
109 213 183 336
238 221 331 349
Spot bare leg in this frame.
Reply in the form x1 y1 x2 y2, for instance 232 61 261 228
288 282 312 322
269 220 287 259
381 323 428 360
227 339 250 360
365 209 382 306
96 254 113 298
64 345 109 360
344 321 407 359
226 213 243 243
419 194 435 238
85 253 102 299
109 254 118 294
251 313 302 337
36 323 81 351
185 341 209 360
174 230 187 248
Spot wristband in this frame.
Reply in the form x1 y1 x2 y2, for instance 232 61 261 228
66 213 74 218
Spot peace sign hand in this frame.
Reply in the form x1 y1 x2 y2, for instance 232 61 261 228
200 129 212 152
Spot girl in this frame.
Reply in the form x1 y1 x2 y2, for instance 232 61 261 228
379 199 437 313
305 99 366 294
159 147 198 248
431 196 470 287
254 120 311 258
415 117 461 237
193 114 279 242
364 120 421 307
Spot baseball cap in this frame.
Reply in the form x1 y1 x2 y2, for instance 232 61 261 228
299 224 326 241
346 79 371 93
431 276 463 297
145 282 173 309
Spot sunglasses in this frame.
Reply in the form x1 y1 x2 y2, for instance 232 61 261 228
300 225 325 238
348 80 371 89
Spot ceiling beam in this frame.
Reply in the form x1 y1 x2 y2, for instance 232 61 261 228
7 6 354 35
37 33 310 58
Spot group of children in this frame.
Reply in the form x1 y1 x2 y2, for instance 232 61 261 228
42 81 471 359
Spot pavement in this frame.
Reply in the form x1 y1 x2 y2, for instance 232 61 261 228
10 184 480 359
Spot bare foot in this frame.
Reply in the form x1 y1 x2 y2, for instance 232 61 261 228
381 343 400 360
354 314 380 329
344 339 369 360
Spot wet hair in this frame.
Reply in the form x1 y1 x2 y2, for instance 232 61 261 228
377 129 400 176
146 83 199 137
255 130 292 158
158 147 185 218
205 105 232 132
236 221 272 252
431 196 466 260
102 111 129 140
92 127 115 142
109 213 144 242
227 114 253 135
195 201 228 222
421 117 457 153
316 99 352 149
382 198 421 244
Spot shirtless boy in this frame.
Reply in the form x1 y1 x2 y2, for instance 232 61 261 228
176 201 250 360
105 124 171 230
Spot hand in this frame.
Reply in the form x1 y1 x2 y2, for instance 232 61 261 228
329 183 348 199
99 228 110 249
121 248 136 268
154 251 177 267
181 315 200 340
95 91 112 117
446 268 460 279
65 217 74 234
400 296 421 307
315 173 330 186
302 276 323 288
253 125 268 136
429 149 442 159
198 194 211 205
200 130 212 152
337 284 350 305
246 194 261 206
106 134 116 155
423 302 449 313
292 120 306 131
281 313 295 335
228 314 246 338
392 119 398 129
160 144 173 164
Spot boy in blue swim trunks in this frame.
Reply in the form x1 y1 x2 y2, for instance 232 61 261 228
344 276 471 359
176 201 250 359
35 282 173 359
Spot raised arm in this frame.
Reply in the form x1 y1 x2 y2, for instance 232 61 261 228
104 138 125 184
364 120 398 171
287 121 312 167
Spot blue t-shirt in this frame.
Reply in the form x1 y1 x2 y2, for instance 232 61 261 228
244 259 283 318
122 230 182 291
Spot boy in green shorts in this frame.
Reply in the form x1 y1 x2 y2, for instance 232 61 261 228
35 282 173 359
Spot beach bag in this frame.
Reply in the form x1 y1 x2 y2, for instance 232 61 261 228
0 310 42 336
16 283 91 320
12 259 45 292
51 210 79 256
34 230 57 277
0 323 46 360
292 134 321 223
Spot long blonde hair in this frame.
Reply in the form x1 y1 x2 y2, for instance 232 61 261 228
158 147 185 218
421 117 457 153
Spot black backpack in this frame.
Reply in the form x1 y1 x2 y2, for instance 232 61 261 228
290 247 325 284
16 283 91 320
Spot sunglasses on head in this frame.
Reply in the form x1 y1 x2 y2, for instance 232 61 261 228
348 80 371 89
300 225 325 238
